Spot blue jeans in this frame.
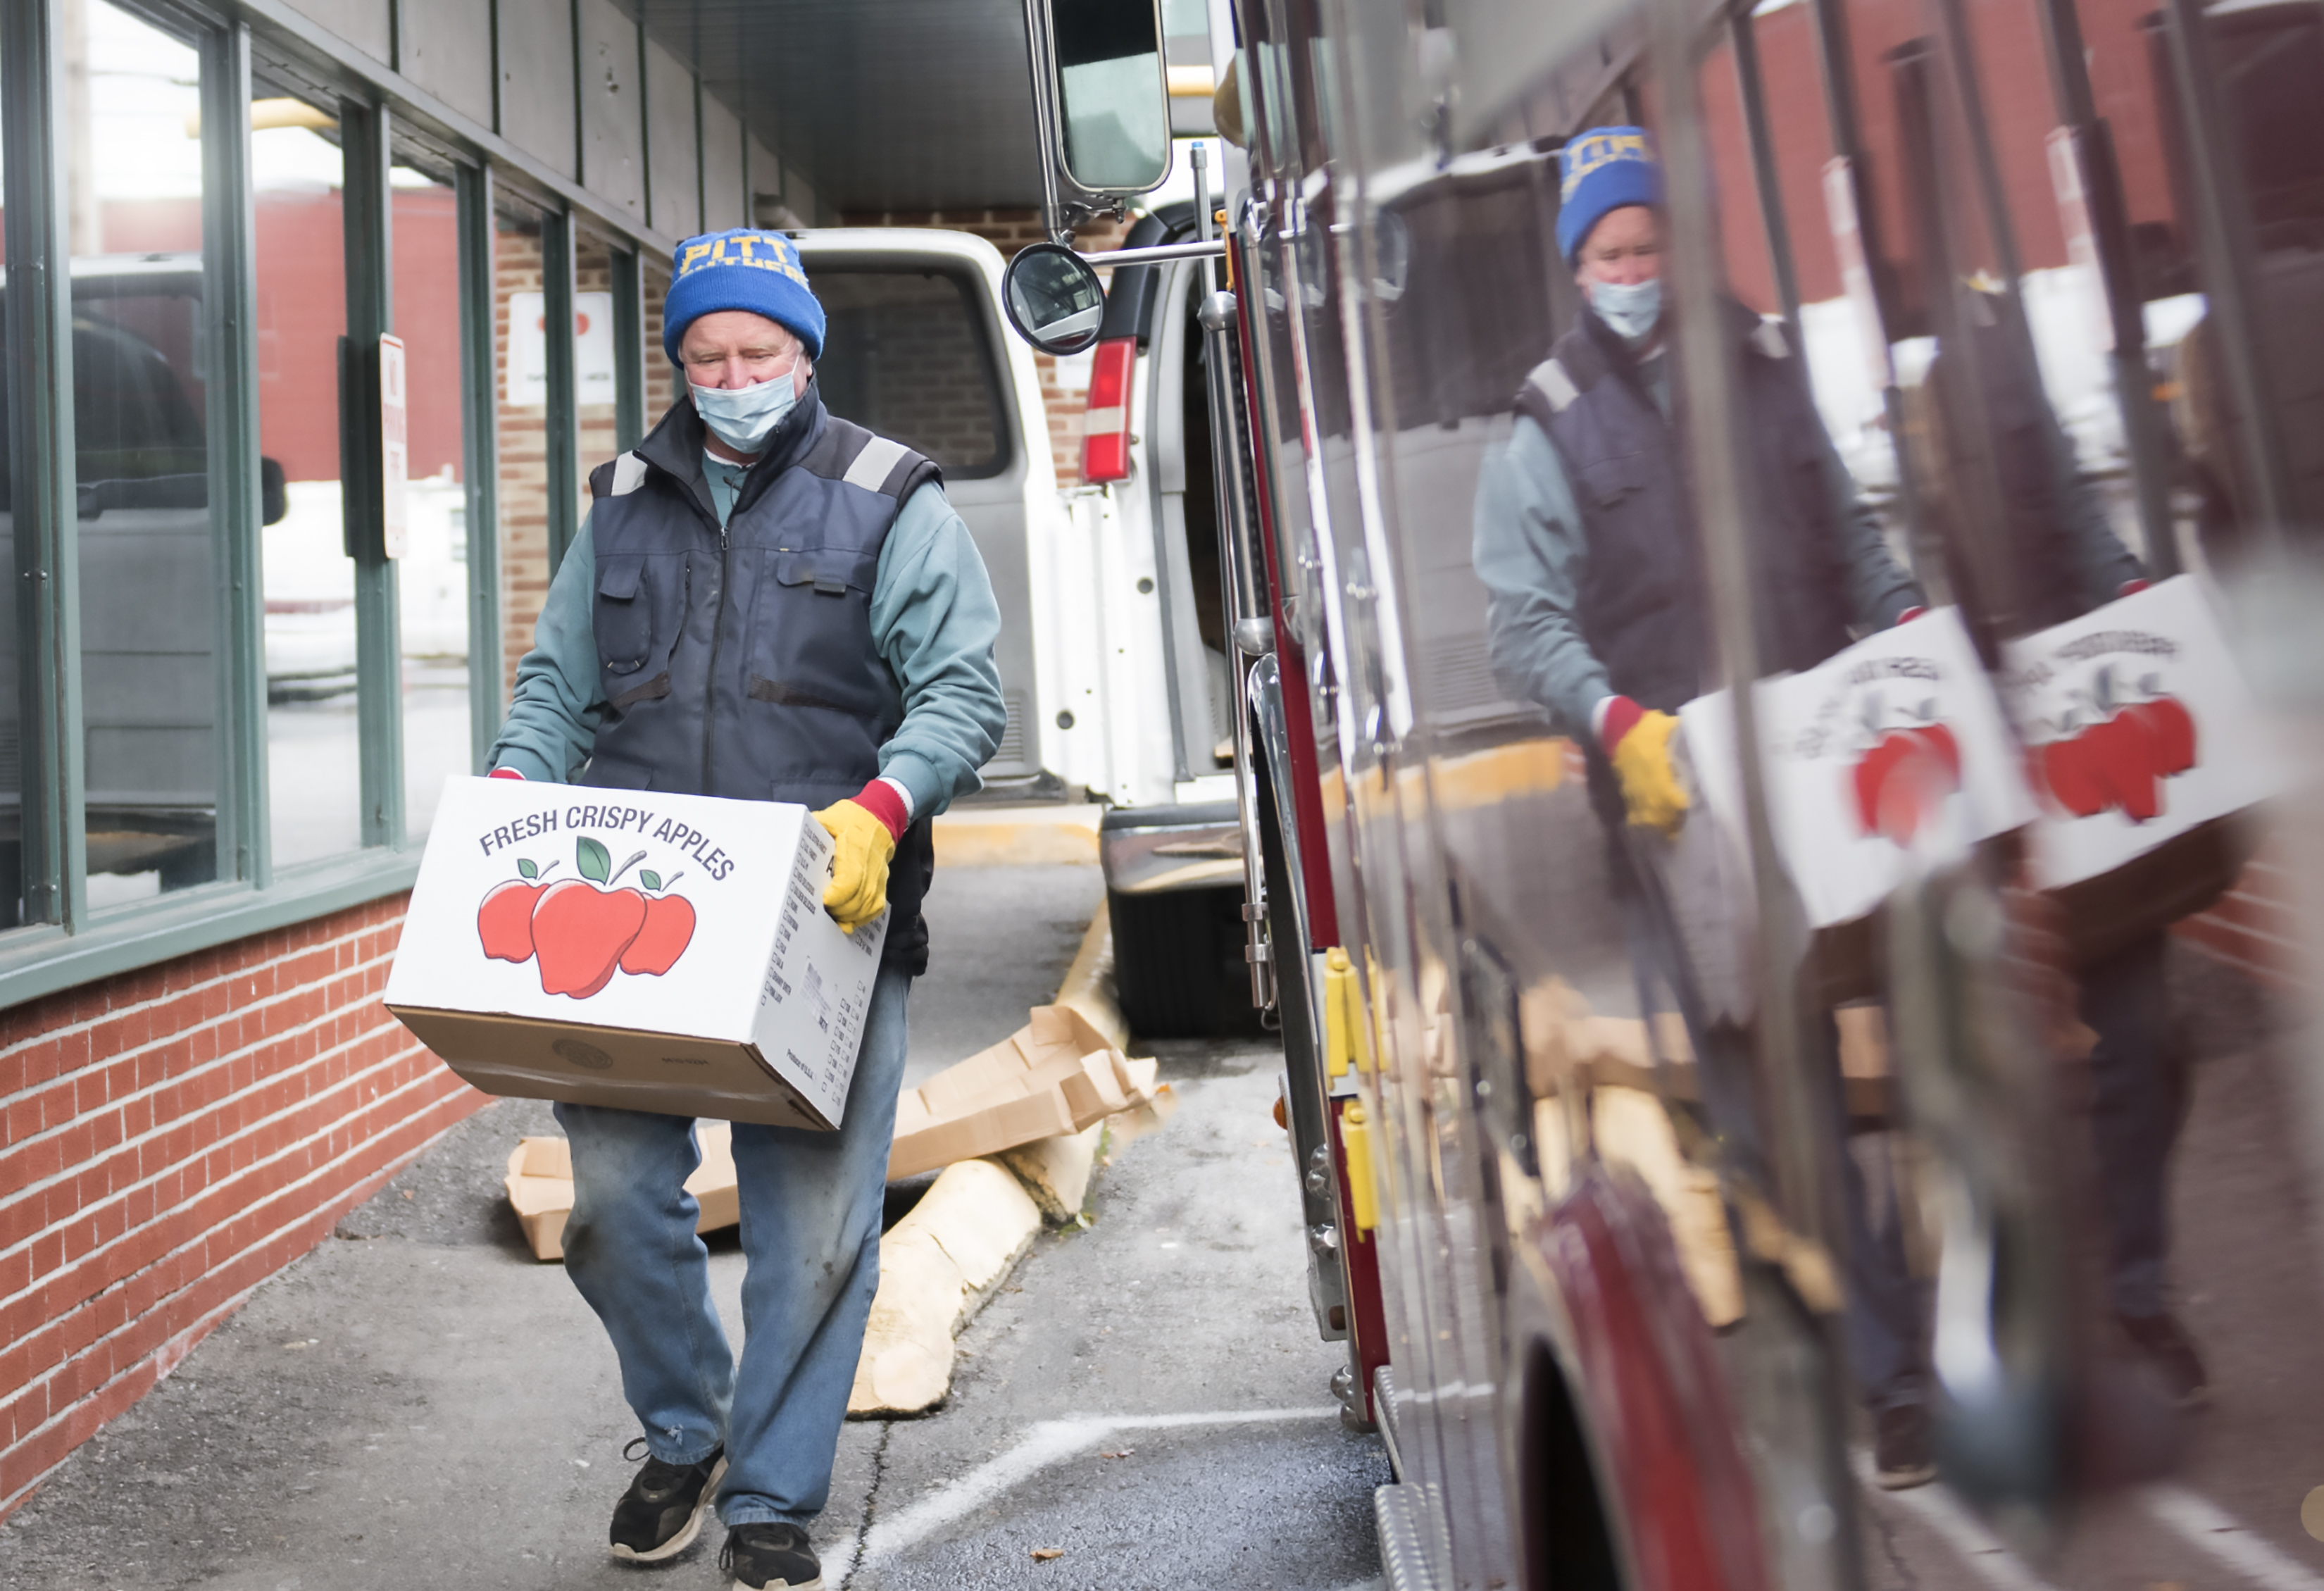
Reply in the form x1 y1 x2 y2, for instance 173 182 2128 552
554 963 911 1528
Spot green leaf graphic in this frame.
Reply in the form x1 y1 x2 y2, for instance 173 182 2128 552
517 858 537 880
639 869 662 892
577 836 611 882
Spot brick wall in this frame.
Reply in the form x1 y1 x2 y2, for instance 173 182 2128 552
839 207 1134 488
495 237 675 698
2179 849 2303 990
496 223 552 699
818 273 1007 470
0 895 482 1520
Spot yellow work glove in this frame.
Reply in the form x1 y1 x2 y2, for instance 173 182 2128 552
813 790 901 932
1606 703 1689 835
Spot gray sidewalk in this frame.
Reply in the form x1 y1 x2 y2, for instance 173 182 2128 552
0 862 1387 1590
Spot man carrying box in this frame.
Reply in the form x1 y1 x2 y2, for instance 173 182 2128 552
488 227 1008 1591
1470 131 1939 1485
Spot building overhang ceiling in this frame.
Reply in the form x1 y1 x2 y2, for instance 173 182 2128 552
636 0 1049 213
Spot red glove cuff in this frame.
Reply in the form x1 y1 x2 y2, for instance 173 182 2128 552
850 778 909 840
489 766 526 780
1599 695 1644 755
1895 605 1925 625
2120 578 2151 597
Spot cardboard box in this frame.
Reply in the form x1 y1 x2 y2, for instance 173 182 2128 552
386 777 885 1130
503 1123 741 1262
887 1006 1152 1180
1999 577 2280 890
1680 606 2037 930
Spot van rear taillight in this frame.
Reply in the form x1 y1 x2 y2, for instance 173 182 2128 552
1081 337 1137 484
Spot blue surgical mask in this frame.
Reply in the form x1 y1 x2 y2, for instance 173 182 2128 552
690 370 799 456
1589 277 1663 342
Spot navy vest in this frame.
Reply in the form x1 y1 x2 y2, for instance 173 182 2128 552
1513 301 1856 713
580 385 943 973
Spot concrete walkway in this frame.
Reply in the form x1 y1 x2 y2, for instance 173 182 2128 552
0 861 1387 1590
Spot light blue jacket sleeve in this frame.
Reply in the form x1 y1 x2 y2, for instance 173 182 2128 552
487 520 601 782
1472 416 1611 737
870 481 1009 818
1819 426 1925 630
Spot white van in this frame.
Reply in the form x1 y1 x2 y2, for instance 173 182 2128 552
799 226 1260 1034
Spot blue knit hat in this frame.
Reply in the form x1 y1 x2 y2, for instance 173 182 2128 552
663 229 827 362
1555 127 1664 265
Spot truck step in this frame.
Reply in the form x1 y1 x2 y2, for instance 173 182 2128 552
1373 1481 1438 1591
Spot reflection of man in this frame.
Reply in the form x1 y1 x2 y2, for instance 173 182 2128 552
489 228 1008 1589
1927 306 2206 1408
1472 130 1939 1485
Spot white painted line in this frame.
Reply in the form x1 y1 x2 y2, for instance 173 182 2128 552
829 1406 1339 1583
1851 1452 2063 1591
2144 1484 2324 1591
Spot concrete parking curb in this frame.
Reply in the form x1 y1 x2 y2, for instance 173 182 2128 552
849 892 1133 1415
930 804 1102 867
1051 899 1128 1052
847 1159 1042 1417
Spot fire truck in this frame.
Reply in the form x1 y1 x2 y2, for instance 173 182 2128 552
1003 0 2323 1586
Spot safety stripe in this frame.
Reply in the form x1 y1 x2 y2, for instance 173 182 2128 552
1751 319 1790 360
1528 359 1580 413
608 451 649 495
843 435 908 494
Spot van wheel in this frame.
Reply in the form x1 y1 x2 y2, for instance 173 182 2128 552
1108 885 1264 1039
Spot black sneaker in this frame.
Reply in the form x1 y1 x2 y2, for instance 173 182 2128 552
720 1522 824 1590
609 1439 726 1564
2120 1311 2211 1409
1871 1402 1937 1490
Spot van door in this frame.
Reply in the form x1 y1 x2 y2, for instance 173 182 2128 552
1148 257 1235 779
806 247 1044 786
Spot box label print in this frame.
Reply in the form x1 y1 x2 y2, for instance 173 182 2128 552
386 778 886 1130
2001 576 2280 890
1682 606 2037 930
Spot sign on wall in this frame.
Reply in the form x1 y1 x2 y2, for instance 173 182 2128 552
505 291 618 408
380 333 408 559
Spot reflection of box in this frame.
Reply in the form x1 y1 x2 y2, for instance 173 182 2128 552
2001 578 2278 888
385 778 886 1130
1681 606 2035 930
887 1006 1157 1180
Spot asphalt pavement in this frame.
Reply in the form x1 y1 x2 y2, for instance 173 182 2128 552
0 859 1387 1591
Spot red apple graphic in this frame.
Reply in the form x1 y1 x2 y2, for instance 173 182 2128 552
532 877 646 999
1904 723 1960 775
2041 736 2107 817
477 878 544 963
1851 735 1910 833
2122 696 2196 775
620 869 696 977
1850 722 1964 844
2033 687 2197 824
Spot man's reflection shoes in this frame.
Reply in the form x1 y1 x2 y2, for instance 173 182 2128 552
2120 1311 2211 1410
1871 1402 1937 1490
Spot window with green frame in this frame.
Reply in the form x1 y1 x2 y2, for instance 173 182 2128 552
0 0 532 1009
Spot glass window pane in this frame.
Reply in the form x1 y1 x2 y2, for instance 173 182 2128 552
71 1 218 906
390 159 471 842
575 235 617 500
494 196 553 744
252 85 359 868
644 260 674 431
815 268 1008 475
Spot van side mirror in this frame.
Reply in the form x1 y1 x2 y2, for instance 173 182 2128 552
1049 0 1172 193
1003 243 1107 356
261 456 288 526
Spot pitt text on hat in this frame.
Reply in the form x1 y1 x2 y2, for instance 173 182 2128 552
1560 130 1656 201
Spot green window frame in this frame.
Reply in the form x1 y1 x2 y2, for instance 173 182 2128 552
0 0 669 1012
